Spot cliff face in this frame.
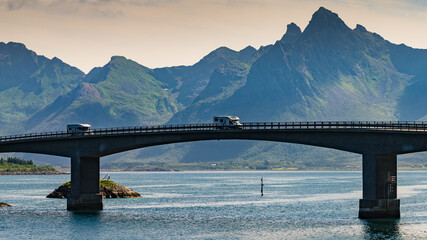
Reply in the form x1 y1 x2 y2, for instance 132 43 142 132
46 180 141 198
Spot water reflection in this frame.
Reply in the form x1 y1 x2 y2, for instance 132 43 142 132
69 211 102 238
361 219 401 240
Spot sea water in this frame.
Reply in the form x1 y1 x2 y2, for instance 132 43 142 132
1 171 427 239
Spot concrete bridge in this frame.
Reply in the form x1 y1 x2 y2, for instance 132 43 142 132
1 121 427 218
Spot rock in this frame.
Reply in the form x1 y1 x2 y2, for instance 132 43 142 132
46 181 71 198
100 180 142 198
47 180 141 199
0 202 12 207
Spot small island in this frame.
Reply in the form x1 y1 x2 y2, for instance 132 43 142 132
47 180 141 198
0 157 64 175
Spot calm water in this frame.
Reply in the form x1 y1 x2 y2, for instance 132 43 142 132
1 171 427 239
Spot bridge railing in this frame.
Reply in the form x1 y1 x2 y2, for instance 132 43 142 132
242 121 427 131
1 121 426 143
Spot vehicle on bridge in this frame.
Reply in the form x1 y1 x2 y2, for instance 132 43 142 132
67 124 93 135
213 116 243 129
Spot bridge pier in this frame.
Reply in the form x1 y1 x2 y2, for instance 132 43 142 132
359 153 399 219
67 156 103 211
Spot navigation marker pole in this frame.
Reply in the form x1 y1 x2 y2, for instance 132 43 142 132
261 177 264 196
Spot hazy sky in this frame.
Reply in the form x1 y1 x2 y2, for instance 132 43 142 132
1 0 426 73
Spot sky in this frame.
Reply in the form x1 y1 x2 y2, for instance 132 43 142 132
1 0 426 73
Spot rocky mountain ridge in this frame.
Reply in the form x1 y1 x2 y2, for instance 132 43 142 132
1 7 426 169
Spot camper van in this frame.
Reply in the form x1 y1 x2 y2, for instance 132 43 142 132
67 124 93 135
213 116 243 129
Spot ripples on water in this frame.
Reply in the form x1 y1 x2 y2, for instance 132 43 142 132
1 171 427 239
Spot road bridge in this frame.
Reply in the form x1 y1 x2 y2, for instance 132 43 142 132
1 121 427 218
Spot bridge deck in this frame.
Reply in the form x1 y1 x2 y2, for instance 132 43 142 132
1 121 427 143
2 121 425 216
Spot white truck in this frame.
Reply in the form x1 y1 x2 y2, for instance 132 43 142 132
67 123 93 135
213 116 243 129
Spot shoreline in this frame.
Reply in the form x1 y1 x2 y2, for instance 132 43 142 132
0 171 69 175
100 168 427 172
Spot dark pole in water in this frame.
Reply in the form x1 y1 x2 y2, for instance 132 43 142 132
261 177 264 196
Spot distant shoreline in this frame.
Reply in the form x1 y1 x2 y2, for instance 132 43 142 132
0 171 69 175
105 168 178 172
100 168 427 172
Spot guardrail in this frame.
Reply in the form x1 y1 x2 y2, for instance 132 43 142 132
0 121 426 143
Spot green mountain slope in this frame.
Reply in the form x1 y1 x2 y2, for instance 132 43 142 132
170 60 251 123
153 46 258 107
104 7 427 170
27 56 178 131
21 47 260 168
0 42 84 134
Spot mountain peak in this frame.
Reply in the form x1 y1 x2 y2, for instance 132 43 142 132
110 55 127 62
280 22 302 43
197 46 237 65
6 41 27 49
237 45 257 63
303 7 350 35
354 24 368 32
107 55 147 69
52 57 64 63
210 47 236 56
0 42 36 59
316 6 331 14
240 45 256 53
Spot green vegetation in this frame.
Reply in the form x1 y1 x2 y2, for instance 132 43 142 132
103 155 361 171
60 181 70 187
100 180 118 188
60 180 117 188
0 42 84 133
0 157 57 173
27 56 179 131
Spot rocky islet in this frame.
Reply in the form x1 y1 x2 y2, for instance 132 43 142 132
47 180 141 199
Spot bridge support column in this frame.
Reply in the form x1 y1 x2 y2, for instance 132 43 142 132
359 153 399 219
67 156 103 211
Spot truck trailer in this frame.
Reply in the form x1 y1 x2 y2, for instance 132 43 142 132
213 116 243 129
67 123 93 135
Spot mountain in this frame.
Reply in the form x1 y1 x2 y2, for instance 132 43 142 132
390 44 427 120
26 45 260 130
2 7 427 170
104 7 427 169
15 45 261 168
227 7 411 121
27 46 260 132
0 42 84 134
153 46 259 107
170 7 423 125
169 59 252 123
27 56 179 131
